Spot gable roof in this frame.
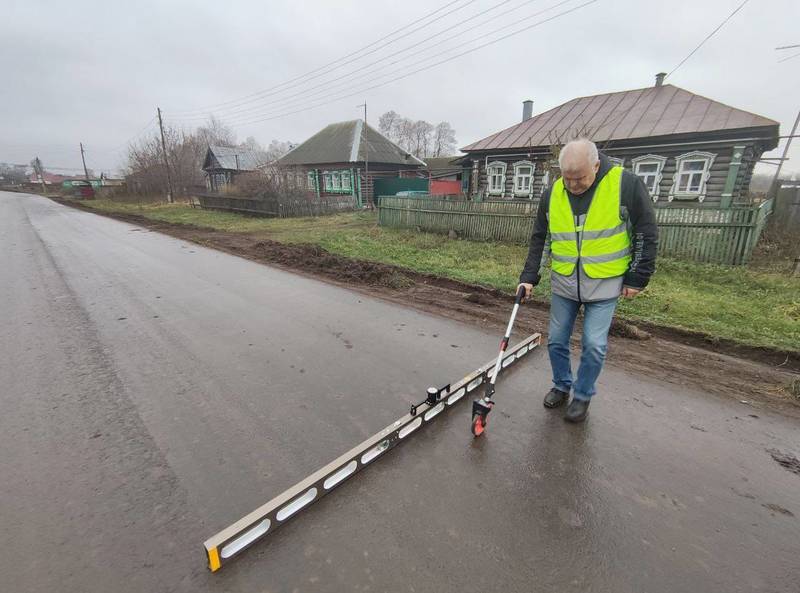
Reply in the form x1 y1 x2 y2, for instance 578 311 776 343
203 145 267 171
462 84 779 152
278 119 426 167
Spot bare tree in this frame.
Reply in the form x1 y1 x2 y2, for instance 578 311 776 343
0 163 28 185
125 126 205 197
432 122 457 157
196 115 236 148
412 120 434 158
378 110 457 158
263 139 294 162
378 110 400 141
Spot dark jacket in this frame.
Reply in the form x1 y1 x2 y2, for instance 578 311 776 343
519 153 658 290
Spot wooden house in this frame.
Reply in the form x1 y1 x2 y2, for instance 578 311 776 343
459 74 780 207
203 145 267 191
277 119 426 205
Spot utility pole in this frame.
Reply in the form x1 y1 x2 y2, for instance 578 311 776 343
157 107 175 203
80 142 90 182
769 109 800 199
33 157 46 193
357 102 369 207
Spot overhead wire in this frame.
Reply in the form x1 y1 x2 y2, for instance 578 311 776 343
666 0 749 79
207 0 600 130
168 0 479 115
170 0 552 124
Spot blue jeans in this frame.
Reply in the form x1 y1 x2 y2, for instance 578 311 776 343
548 294 618 401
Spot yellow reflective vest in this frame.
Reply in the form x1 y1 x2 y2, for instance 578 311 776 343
548 166 631 278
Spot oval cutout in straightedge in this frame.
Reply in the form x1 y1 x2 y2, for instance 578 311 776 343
221 519 270 559
399 417 422 438
447 387 466 405
323 460 358 490
276 488 317 522
424 402 445 421
467 376 483 392
361 439 390 465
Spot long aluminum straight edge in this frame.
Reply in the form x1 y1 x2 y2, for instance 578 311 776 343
204 332 542 571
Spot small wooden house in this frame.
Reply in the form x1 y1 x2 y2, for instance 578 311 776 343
277 119 426 205
203 145 267 191
459 74 779 208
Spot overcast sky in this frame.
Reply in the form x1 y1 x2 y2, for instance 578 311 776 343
2 0 799 176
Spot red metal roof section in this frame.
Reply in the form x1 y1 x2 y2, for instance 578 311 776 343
462 84 779 151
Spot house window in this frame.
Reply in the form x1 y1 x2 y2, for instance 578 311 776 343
670 151 716 202
487 161 507 196
332 171 341 190
631 155 667 202
322 172 332 191
512 161 535 197
307 171 316 190
341 171 351 191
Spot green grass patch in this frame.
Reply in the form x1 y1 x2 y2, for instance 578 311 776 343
81 199 800 352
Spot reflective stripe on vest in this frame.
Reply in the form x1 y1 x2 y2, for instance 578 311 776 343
548 166 632 279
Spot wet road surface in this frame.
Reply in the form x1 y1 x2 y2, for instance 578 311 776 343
1 191 798 592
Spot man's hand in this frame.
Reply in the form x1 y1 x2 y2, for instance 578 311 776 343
517 283 534 301
622 287 641 299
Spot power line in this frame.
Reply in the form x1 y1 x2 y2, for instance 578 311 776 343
171 0 550 124
666 0 749 79
172 0 580 128
171 0 526 122
207 0 599 130
107 116 159 154
778 51 800 64
776 44 800 50
169 0 478 116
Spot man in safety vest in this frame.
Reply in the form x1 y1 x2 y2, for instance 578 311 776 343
518 138 658 423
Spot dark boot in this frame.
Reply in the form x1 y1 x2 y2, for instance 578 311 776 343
565 398 590 423
543 387 570 408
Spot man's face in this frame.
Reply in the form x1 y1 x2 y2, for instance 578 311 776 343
562 160 600 195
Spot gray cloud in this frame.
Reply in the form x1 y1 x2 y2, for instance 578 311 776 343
2 0 798 177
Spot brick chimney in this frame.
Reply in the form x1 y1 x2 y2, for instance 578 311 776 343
655 72 667 87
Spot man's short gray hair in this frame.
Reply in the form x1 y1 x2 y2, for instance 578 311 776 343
558 138 599 170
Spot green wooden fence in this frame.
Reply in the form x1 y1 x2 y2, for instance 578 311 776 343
197 192 357 218
378 195 774 266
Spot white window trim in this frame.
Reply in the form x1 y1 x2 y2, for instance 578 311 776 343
332 171 341 190
540 168 550 197
341 170 351 191
307 171 316 190
512 160 535 198
322 171 331 191
607 156 625 168
669 151 716 202
486 161 507 197
631 154 667 202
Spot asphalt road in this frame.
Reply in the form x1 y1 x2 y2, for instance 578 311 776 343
1 191 798 593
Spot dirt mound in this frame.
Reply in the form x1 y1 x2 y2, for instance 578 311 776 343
249 240 414 288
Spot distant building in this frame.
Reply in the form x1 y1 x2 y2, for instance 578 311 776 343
202 145 267 191
277 119 426 205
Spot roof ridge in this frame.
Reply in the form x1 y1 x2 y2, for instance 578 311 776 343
350 120 363 163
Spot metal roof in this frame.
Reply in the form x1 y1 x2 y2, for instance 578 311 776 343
204 146 267 171
278 120 426 167
462 84 779 152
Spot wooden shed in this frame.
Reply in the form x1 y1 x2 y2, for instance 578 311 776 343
202 145 267 191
